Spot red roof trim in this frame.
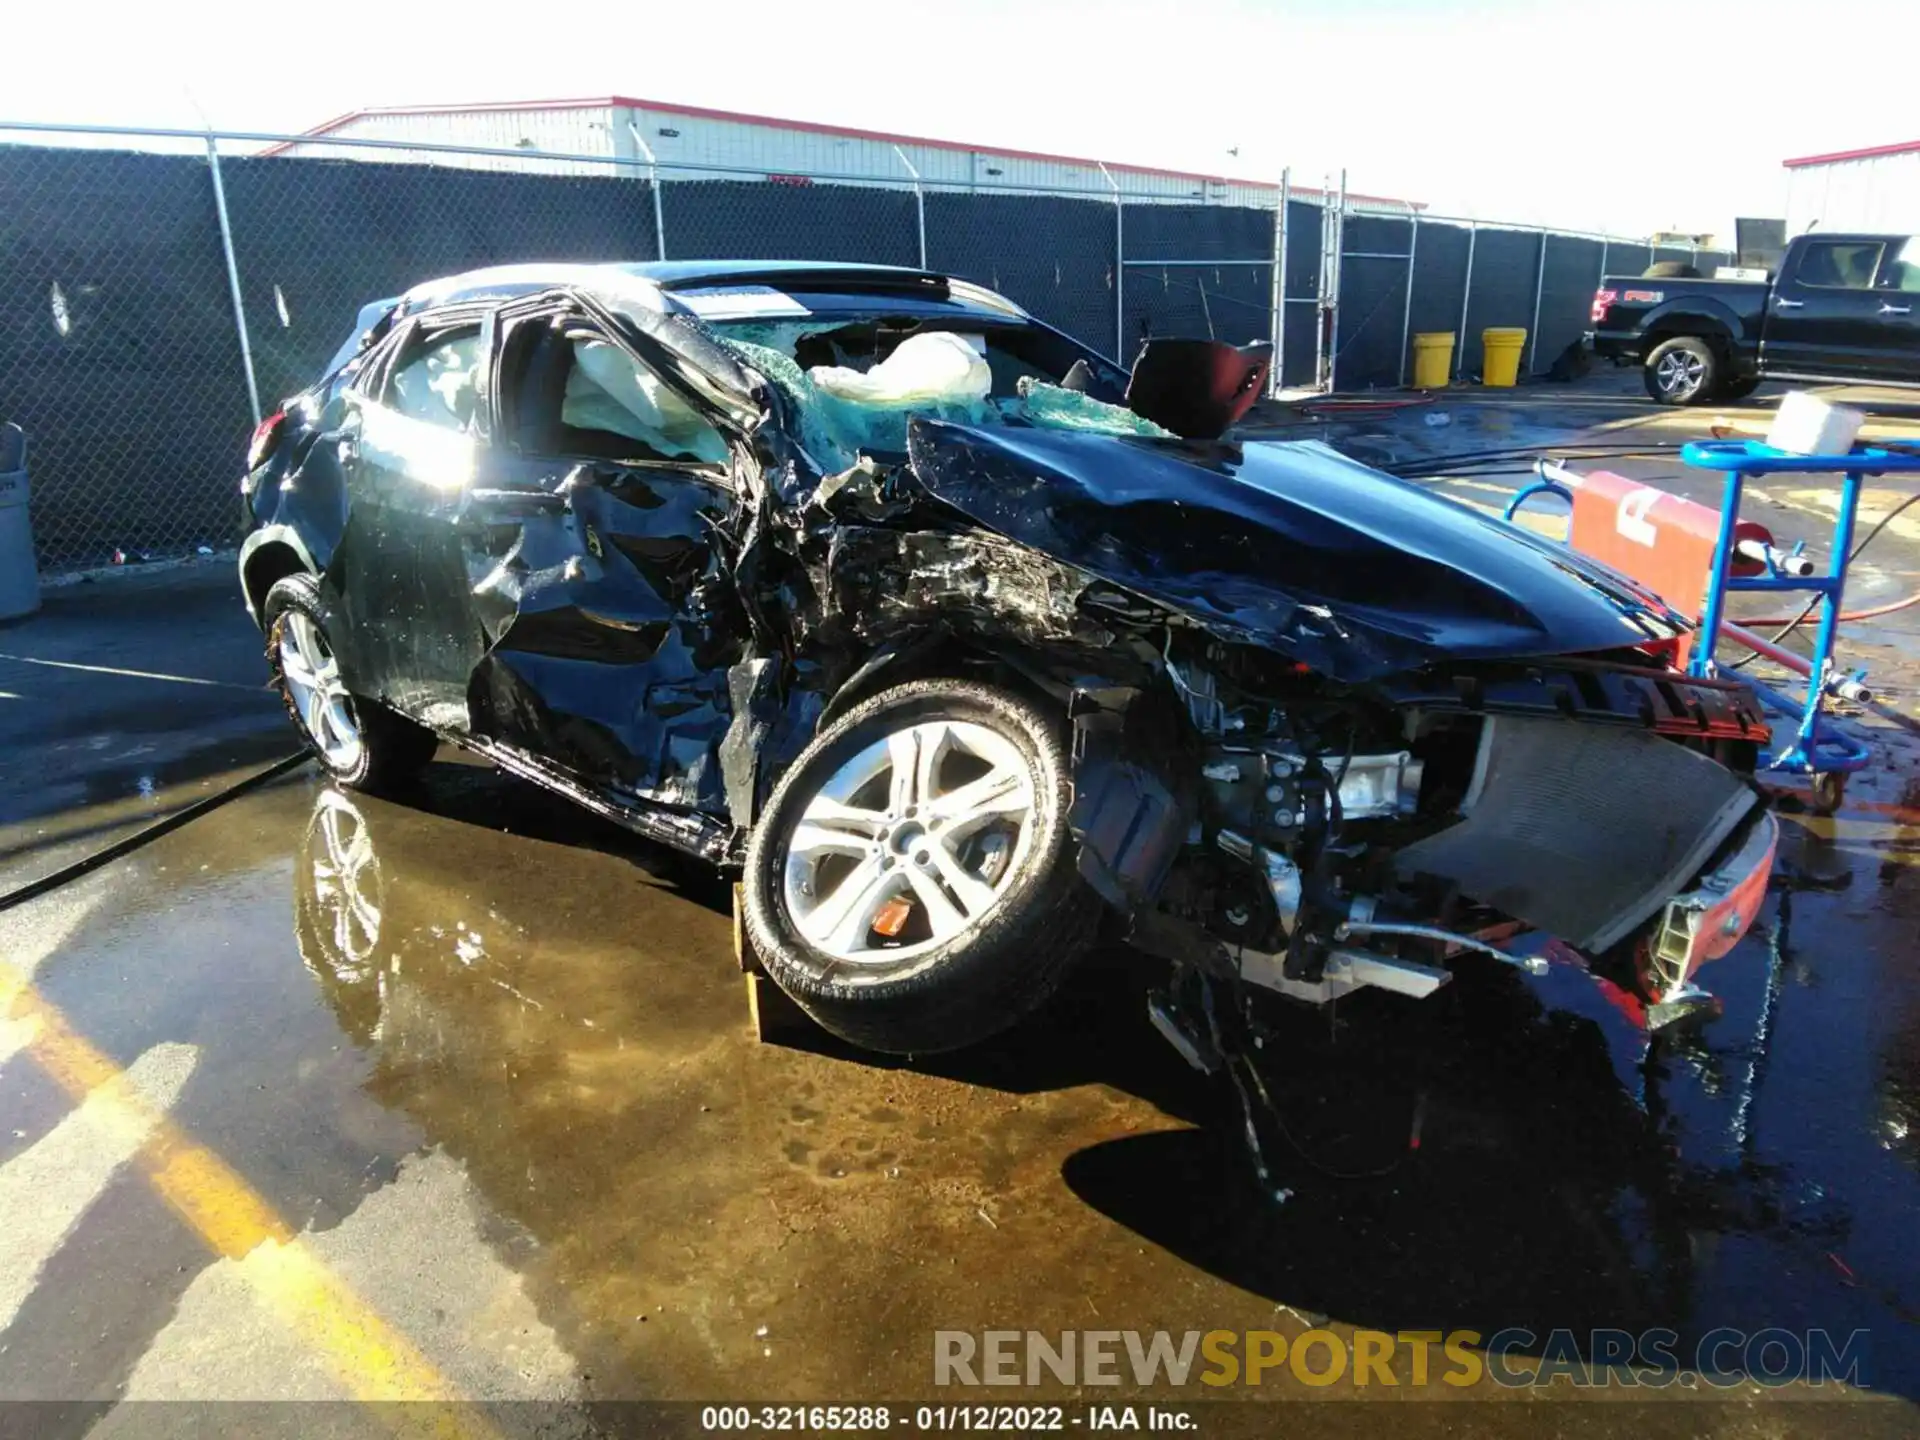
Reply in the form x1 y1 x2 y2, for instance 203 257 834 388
1783 139 1920 169
262 95 1419 205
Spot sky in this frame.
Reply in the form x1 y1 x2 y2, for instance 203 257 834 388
6 0 1913 240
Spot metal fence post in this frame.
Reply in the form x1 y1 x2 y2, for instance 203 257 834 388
1456 222 1477 383
1398 212 1419 385
1526 231 1548 377
627 122 668 261
1268 168 1289 397
1099 162 1123 361
894 145 928 270
1319 170 1346 393
204 133 261 427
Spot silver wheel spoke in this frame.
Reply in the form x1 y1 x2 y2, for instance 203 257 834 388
927 837 1002 916
325 696 356 748
789 821 876 860
302 685 327 742
798 793 888 834
885 724 943 813
280 645 320 693
798 853 898 951
927 766 1030 829
904 863 969 940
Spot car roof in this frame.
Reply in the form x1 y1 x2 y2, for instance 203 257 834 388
398 259 1029 323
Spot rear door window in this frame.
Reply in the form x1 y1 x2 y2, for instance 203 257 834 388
384 327 484 431
1875 238 1920 294
1792 241 1885 290
500 315 731 467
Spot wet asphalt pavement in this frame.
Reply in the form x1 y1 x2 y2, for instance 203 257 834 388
3 379 1920 1436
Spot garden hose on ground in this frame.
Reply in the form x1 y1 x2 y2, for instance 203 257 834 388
0 752 311 915
1723 492 1920 667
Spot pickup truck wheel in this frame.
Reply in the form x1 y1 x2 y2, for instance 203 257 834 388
1645 336 1718 405
741 678 1099 1055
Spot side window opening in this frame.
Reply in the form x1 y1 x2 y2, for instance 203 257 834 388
559 333 731 465
1793 241 1884 290
384 326 484 431
1876 237 1920 294
499 312 729 467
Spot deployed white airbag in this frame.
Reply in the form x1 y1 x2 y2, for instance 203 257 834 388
808 331 991 406
563 339 729 463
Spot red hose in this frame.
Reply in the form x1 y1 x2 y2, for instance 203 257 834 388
1738 588 1920 626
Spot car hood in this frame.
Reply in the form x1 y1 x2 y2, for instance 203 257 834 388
905 420 1686 681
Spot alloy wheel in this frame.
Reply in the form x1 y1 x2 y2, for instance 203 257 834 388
780 718 1036 966
279 611 364 773
1656 348 1705 399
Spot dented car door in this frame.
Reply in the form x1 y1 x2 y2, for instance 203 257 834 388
331 313 491 731
459 298 747 813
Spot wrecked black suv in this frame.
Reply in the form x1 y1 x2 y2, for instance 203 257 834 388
240 260 1778 1058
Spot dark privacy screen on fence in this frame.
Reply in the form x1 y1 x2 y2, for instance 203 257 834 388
0 141 1724 568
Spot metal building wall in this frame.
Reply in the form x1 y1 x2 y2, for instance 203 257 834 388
284 102 1303 207
278 108 618 173
1786 152 1920 236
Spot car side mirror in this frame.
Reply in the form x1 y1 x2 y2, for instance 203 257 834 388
1124 339 1272 440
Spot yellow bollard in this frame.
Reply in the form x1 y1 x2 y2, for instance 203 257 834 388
1481 327 1528 387
1410 332 1455 389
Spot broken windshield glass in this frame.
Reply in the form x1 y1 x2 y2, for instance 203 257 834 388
721 328 1171 476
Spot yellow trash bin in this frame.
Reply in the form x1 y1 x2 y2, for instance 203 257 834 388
1411 332 1454 389
1481 327 1528 387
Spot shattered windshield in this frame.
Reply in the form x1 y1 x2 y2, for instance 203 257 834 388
708 315 1169 471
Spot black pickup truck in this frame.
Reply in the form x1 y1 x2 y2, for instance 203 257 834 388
1590 232 1920 404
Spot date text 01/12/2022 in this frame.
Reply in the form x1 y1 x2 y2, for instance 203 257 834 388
698 1405 1195 1431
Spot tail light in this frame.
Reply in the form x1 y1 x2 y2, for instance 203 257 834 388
1590 288 1618 324
246 411 286 472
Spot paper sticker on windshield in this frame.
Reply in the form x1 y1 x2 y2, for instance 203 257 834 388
676 285 813 320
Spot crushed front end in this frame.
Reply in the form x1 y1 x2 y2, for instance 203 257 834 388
1075 634 1777 1058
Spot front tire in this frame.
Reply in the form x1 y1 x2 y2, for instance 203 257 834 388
264 573 439 791
1644 335 1719 405
742 678 1100 1054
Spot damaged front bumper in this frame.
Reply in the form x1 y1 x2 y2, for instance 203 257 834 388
1641 807 1779 1025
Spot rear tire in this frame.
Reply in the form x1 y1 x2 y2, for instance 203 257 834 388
1644 336 1719 405
742 678 1100 1054
264 573 439 792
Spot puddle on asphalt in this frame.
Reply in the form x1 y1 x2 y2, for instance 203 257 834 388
12 739 1920 1405
252 748 1920 1400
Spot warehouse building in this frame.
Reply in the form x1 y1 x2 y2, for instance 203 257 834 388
1784 140 1920 236
265 95 1417 212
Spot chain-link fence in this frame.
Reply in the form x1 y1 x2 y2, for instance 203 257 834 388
0 123 1703 571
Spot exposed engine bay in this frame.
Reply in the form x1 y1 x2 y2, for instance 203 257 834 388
1106 638 1769 1022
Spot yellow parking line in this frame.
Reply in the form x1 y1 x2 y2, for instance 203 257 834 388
1 960 493 1431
